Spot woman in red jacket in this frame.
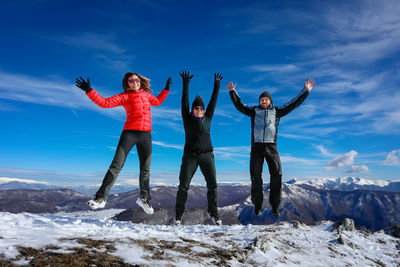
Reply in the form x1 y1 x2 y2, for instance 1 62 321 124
76 73 171 214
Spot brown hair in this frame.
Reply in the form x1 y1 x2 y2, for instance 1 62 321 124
122 72 153 92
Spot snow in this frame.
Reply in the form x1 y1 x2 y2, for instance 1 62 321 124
294 176 391 190
0 211 398 266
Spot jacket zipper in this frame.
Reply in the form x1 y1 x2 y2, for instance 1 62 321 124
263 109 267 142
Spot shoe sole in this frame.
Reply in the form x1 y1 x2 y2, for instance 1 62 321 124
87 200 106 210
208 213 222 225
136 198 154 215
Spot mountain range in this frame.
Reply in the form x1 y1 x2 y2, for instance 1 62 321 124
0 177 399 232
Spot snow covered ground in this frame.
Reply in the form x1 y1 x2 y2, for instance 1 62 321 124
0 211 399 266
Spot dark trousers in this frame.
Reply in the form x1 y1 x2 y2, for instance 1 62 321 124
175 151 218 218
250 143 282 210
96 130 152 200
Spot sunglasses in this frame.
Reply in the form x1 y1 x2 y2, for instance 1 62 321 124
128 78 140 83
193 106 204 111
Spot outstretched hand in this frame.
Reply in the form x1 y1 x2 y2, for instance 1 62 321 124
75 77 92 93
180 71 194 82
165 77 172 91
304 78 316 92
214 73 223 82
227 81 236 92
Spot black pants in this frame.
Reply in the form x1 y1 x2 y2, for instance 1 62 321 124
175 151 218 217
96 130 152 200
250 143 282 210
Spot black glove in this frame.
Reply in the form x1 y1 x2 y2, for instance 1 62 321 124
165 77 172 91
214 73 223 82
180 71 194 83
75 77 92 93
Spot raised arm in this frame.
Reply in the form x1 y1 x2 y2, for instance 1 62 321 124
276 78 315 117
205 73 223 119
180 71 193 120
227 82 254 117
76 77 125 108
148 77 171 106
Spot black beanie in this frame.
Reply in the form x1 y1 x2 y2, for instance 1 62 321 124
259 90 273 104
191 95 205 110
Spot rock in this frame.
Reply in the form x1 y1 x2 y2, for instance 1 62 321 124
337 235 345 245
334 218 355 232
384 225 400 238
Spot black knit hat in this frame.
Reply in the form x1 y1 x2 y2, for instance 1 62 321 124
192 95 205 110
259 90 273 104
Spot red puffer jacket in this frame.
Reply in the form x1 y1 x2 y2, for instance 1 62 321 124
86 88 169 132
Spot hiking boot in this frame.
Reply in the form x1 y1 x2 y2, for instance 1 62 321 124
87 196 106 209
255 206 262 216
208 212 222 226
136 197 154 215
272 207 280 217
175 216 182 225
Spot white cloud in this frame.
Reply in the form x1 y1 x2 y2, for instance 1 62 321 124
0 71 101 110
384 150 400 166
51 32 133 71
152 141 183 150
0 71 185 131
280 155 318 165
248 64 299 73
325 150 358 170
344 165 369 173
0 177 49 185
213 146 250 161
315 145 338 158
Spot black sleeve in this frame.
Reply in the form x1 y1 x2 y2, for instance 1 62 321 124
276 87 309 118
181 79 190 123
229 90 255 117
205 80 220 119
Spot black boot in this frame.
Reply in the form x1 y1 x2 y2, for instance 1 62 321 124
272 206 280 217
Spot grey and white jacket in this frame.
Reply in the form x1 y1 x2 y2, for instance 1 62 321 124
229 87 309 144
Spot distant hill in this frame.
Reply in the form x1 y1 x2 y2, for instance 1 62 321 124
1 177 399 231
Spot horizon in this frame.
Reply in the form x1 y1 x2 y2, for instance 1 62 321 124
1 0 400 186
1 175 399 189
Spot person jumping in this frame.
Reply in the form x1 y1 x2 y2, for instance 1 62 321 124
75 73 171 214
227 78 315 217
175 71 223 225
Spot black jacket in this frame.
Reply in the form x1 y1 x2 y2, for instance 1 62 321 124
182 79 220 153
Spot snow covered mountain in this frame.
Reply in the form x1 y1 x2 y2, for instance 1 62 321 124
1 179 399 231
0 179 138 195
289 176 400 192
0 212 398 266
1 177 399 266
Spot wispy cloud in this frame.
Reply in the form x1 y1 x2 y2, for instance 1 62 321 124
0 71 88 109
152 141 183 150
220 0 400 139
0 71 185 129
247 64 300 74
56 32 126 54
52 31 132 71
280 155 318 165
384 150 400 166
315 145 338 158
344 165 369 173
214 146 250 160
151 142 251 162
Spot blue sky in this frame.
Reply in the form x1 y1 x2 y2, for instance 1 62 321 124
1 0 399 187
